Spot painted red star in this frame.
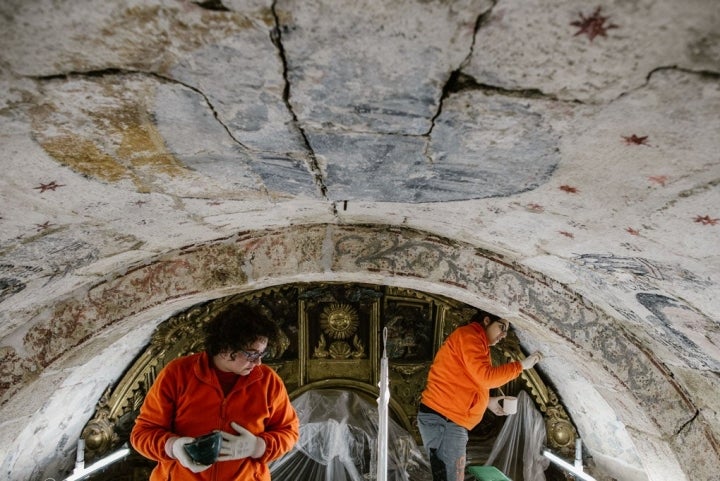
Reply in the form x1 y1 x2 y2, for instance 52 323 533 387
648 175 668 186
35 221 54 231
34 181 66 193
559 231 575 238
694 215 719 226
560 185 579 194
626 227 640 236
623 134 649 146
571 7 618 41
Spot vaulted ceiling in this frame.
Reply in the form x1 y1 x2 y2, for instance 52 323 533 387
1 1 719 480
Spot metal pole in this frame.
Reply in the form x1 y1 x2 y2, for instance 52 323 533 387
73 439 85 474
376 327 389 481
64 444 131 481
575 438 583 471
543 450 597 481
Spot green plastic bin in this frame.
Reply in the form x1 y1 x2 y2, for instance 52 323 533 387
466 465 512 481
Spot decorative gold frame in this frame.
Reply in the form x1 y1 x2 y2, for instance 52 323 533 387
80 282 577 475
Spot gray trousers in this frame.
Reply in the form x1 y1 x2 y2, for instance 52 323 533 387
417 411 469 481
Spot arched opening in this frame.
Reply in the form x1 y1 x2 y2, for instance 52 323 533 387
77 283 576 480
3 224 698 481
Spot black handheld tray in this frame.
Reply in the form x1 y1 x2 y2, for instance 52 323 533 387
183 431 222 465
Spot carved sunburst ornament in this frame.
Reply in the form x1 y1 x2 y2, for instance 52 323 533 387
319 303 359 339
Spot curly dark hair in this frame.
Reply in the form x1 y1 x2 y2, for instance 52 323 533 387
470 310 501 326
204 303 279 357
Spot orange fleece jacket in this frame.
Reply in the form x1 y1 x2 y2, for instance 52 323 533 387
420 322 522 430
130 352 298 481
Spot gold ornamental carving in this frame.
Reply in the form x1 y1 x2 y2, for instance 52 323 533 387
80 387 118 456
390 363 426 379
320 303 359 338
79 282 580 472
313 303 366 359
546 405 577 453
497 332 577 455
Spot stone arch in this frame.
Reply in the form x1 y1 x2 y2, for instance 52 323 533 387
3 223 709 480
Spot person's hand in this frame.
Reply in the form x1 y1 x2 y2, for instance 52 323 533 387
521 351 543 370
217 422 266 461
166 437 211 473
487 396 505 416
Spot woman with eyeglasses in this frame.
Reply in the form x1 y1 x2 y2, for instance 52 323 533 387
417 313 542 481
131 303 299 481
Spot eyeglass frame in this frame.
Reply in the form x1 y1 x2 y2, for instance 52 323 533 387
238 349 269 362
495 320 509 333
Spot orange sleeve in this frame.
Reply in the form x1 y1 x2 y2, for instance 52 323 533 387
255 371 299 463
458 330 522 389
130 361 179 462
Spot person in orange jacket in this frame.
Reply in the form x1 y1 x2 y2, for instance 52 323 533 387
417 313 542 481
130 303 299 481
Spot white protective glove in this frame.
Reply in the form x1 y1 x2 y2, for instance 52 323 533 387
217 422 266 461
521 351 543 370
486 396 505 416
166 436 211 473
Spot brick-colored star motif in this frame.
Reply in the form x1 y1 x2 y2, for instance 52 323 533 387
560 185 579 193
559 231 575 238
35 221 54 231
571 7 618 42
648 175 668 186
526 203 544 213
694 215 719 226
626 227 640 236
623 134 649 146
34 181 66 193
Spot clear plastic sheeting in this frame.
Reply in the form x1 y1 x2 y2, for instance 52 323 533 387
485 390 550 481
269 389 431 481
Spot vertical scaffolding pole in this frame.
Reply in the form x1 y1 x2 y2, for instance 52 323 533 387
376 327 389 481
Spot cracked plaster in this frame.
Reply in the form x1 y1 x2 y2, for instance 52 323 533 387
1 0 719 480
